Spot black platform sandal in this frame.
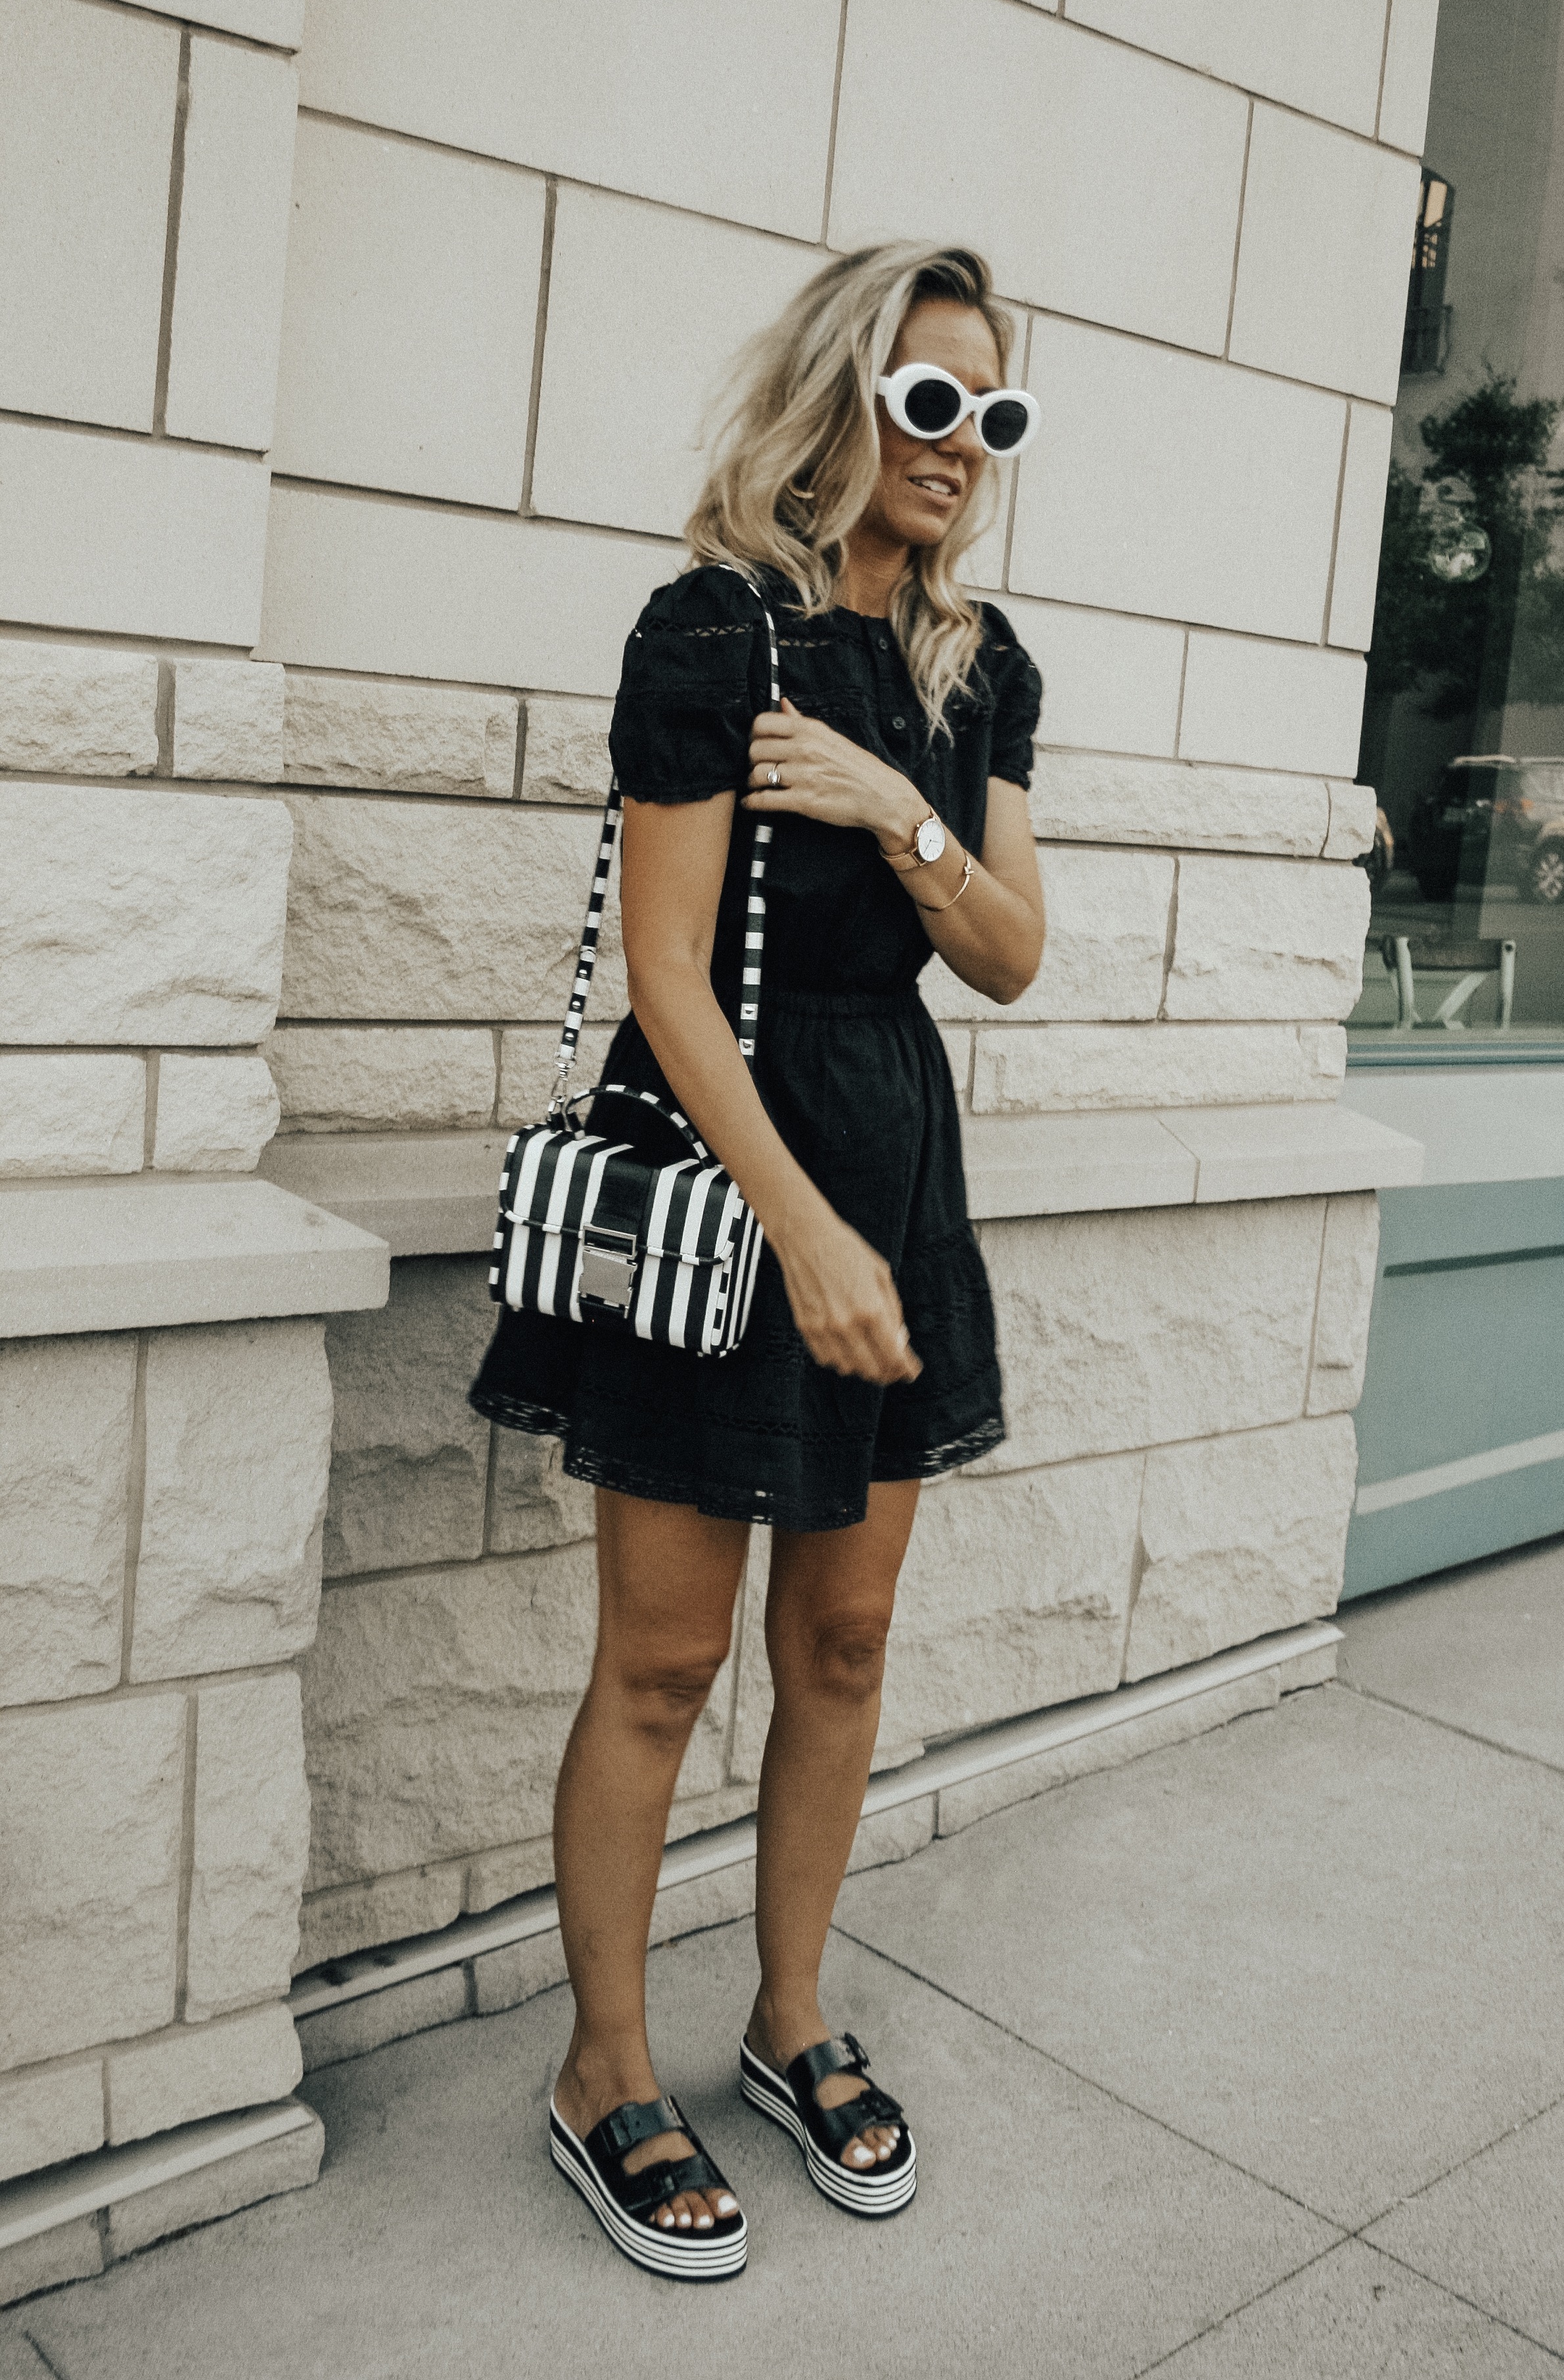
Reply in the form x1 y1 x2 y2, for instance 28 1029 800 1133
549 2092 747 2281
739 2032 916 2218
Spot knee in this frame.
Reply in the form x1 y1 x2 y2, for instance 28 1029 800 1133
611 1642 728 1746
794 1612 891 1708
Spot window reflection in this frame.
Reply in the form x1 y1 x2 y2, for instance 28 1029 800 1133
1351 0 1564 1048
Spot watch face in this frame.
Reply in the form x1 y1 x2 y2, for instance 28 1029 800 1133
915 816 946 864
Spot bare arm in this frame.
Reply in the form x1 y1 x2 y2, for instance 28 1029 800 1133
617 792 919 1386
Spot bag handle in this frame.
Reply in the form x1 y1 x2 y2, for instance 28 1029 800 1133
561 1081 712 1163
545 568 781 1117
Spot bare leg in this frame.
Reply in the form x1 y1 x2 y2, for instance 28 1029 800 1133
748 1479 919 2167
551 1487 747 2231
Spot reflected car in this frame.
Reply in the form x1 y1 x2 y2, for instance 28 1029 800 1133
1406 755 1564 902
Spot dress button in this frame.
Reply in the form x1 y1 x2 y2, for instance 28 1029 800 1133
877 634 889 651
891 714 906 731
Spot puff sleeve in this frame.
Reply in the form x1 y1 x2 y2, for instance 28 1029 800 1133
607 567 771 803
979 605 1043 792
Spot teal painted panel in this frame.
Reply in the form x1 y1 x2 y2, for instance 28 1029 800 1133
1342 1455 1564 1599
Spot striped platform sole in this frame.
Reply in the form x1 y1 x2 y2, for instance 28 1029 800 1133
738 2039 917 2218
548 2103 748 2282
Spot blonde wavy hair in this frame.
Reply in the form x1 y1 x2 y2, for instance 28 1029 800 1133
684 243 1013 732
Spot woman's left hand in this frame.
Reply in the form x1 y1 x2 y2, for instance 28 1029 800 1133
745 699 922 854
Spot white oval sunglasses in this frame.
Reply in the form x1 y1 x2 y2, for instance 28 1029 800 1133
875 361 1040 458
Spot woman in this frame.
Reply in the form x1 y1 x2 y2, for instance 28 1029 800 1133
471 241 1044 2278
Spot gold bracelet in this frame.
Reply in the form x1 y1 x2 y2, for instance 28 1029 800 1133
915 851 974 912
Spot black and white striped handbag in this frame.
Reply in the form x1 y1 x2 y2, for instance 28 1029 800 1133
488 571 777 1358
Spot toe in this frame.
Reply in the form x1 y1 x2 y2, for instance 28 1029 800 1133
842 2132 877 2170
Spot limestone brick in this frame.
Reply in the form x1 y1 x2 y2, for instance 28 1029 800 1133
1028 752 1330 858
833 0 1246 350
0 2059 104 2185
971 1023 1346 1115
1308 1194 1381 1417
497 1025 617 1129
1166 855 1371 1022
1013 317 1343 642
258 483 668 694
271 114 545 507
1 784 292 1045
0 418 270 646
923 847 1173 1024
300 1546 734 1886
152 1054 281 1174
267 1025 496 1135
520 696 613 806
296 1863 465 1972
0 643 158 776
0 0 177 432
1001 596 1184 759
145 2 305 45
163 37 298 451
283 675 519 799
1178 634 1366 778
172 661 285 783
940 1027 972 1109
0 1332 135 1708
1379 0 1441 154
848 1800 935 1875
322 1257 494 1579
1329 409 1396 654
488 1432 597 1557
0 1054 146 1177
296 0 841 243
471 1932 568 2016
297 1970 465 2072
1230 110 1421 404
130 1320 332 1681
105 2003 302 2145
0 2214 103 2305
463 1835 555 1913
648 1861 756 1948
1325 782 1377 861
877 1460 1144 1746
0 1694 185 2069
1066 0 1389 135
185 1673 311 2023
104 2110 323 2260
533 185 818 539
1125 1416 1359 1679
280 795 628 1024
980 1199 1325 1470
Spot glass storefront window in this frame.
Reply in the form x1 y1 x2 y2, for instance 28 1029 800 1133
1350 0 1564 1054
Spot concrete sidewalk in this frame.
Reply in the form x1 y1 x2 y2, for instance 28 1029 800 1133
5 1544 1562 2380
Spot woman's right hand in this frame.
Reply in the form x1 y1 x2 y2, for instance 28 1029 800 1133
772 1207 922 1386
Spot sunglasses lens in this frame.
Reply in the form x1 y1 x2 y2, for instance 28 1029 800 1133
902 375 963 434
982 398 1031 453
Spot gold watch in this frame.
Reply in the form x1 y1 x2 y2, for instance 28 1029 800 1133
885 809 947 871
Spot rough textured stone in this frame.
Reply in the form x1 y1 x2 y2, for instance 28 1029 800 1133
103 2109 323 2258
130 1320 332 1681
497 1024 618 1129
980 1200 1325 1470
301 1547 734 1886
186 1673 311 2023
520 695 613 805
1126 1416 1359 1679
462 1834 557 1913
648 1861 756 1946
0 1053 146 1177
0 1332 134 1707
279 796 628 1022
267 1025 496 1133
323 1257 494 1579
105 2003 302 2145
152 1053 281 1173
939 1025 972 1108
849 1798 936 1874
923 847 1174 1022
1030 752 1330 857
172 659 285 782
935 1669 1283 1837
0 2213 103 2306
295 1863 465 1972
970 1022 1346 1115
1 784 292 1044
1166 854 1371 1021
296 1969 466 2073
284 675 519 798
0 1694 185 2068
0 2059 104 2184
1324 779 1377 859
0 643 158 776
471 1932 567 2015
1308 1193 1380 1416
488 1431 596 1556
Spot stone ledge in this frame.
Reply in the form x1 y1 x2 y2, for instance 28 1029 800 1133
256 1106 1423 1260
0 1178 388 1339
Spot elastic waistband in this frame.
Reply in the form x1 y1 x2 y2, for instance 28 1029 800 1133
763 984 922 1019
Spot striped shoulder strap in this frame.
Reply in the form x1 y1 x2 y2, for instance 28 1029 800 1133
545 569 781 1116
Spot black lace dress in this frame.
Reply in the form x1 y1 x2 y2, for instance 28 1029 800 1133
469 565 1042 1533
